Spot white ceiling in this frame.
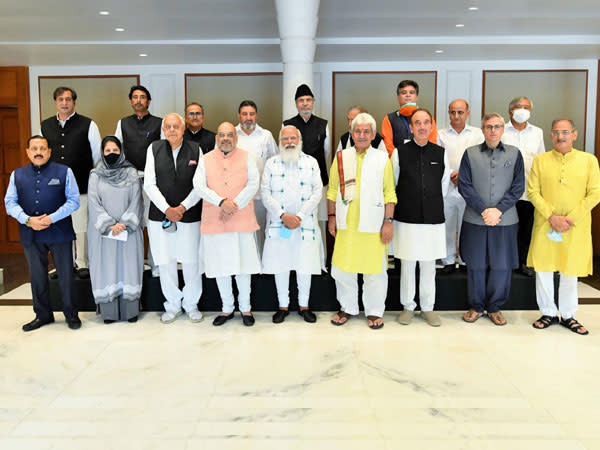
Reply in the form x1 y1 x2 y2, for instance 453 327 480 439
1 0 599 65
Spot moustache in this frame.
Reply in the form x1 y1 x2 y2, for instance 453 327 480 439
34 154 43 158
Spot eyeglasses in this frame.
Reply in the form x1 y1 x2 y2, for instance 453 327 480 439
217 132 234 138
551 130 574 136
484 124 504 131
187 112 203 117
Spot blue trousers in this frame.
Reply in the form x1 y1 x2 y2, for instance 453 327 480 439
23 241 76 321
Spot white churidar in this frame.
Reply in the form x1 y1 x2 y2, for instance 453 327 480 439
216 274 252 313
159 261 203 314
274 272 312 308
400 260 436 311
536 271 578 319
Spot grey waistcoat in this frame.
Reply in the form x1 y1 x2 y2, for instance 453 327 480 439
463 143 520 226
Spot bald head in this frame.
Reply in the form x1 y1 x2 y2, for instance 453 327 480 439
162 113 185 148
448 99 470 132
216 122 237 154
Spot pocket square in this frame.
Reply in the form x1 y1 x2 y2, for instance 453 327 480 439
430 161 439 165
188 160 197 166
48 178 61 185
504 160 513 167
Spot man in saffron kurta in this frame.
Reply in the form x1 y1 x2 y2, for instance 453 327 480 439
327 113 397 329
195 122 261 327
528 119 600 335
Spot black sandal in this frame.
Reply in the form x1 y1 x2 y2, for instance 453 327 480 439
532 315 558 329
331 311 351 326
367 315 384 330
560 317 589 335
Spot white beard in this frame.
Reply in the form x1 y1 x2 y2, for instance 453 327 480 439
241 122 256 131
280 142 302 163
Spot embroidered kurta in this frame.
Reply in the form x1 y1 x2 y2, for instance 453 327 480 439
327 151 397 274
261 153 324 274
527 148 600 276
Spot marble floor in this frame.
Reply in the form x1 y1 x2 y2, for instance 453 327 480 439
1 305 600 450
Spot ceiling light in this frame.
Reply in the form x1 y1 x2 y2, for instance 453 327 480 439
115 27 125 32
139 53 148 57
435 50 444 54
456 24 465 27
99 11 110 15
468 6 478 10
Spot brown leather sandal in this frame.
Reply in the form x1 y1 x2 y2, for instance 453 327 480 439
367 315 384 330
489 311 507 326
331 310 351 326
462 309 482 323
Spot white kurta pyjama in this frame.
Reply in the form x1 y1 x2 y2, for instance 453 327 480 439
261 153 325 274
437 125 484 265
194 151 261 278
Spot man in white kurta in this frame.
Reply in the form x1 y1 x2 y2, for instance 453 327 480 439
235 100 278 254
501 96 545 276
437 99 484 273
393 109 450 327
144 113 203 324
195 122 261 327
262 125 324 324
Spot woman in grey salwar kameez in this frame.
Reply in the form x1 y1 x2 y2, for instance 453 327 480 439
87 136 144 323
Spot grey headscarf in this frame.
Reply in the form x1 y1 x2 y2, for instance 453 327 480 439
91 136 138 187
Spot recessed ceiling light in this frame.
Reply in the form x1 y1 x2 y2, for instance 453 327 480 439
456 24 465 27
468 6 478 11
99 11 110 15
139 53 148 57
435 50 444 54
115 27 125 32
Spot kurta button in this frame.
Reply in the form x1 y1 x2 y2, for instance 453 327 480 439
61 133 64 136
36 180 40 183
61 156 65 160
61 145 64 148
35 211 39 214
35 200 39 203
36 190 39 193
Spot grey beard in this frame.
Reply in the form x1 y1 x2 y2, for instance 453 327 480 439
299 110 312 119
279 142 302 163
241 122 256 131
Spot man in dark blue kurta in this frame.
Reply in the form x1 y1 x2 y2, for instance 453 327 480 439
4 136 81 331
458 113 524 325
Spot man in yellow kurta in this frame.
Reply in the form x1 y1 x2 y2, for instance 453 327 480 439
327 113 397 329
528 119 600 335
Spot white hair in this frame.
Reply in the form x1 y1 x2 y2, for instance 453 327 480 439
350 112 377 133
161 113 185 129
279 125 302 142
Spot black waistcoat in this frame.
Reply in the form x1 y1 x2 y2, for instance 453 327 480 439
120 113 163 170
41 112 93 194
394 140 445 224
283 114 328 185
340 131 383 150
183 128 216 154
148 139 202 223
387 111 413 150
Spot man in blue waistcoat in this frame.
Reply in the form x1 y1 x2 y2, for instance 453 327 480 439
4 135 81 331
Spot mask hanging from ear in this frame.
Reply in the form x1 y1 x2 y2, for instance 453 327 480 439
399 103 418 117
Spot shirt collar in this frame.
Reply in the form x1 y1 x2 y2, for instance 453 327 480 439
56 111 75 125
481 141 506 152
505 121 531 132
235 123 262 136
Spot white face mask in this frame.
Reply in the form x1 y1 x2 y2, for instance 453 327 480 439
512 108 530 124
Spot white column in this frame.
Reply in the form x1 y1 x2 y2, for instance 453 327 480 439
276 0 320 119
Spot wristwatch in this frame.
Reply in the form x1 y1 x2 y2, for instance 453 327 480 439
25 217 32 228
384 217 394 223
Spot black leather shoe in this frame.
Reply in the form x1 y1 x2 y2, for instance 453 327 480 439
127 316 138 323
67 317 82 330
272 309 289 324
298 309 317 323
438 264 455 275
76 268 90 279
22 317 54 332
242 314 255 327
212 312 234 326
103 319 116 324
49 271 58 280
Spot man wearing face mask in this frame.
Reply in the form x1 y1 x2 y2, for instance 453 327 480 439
5 136 81 331
381 80 438 158
235 100 278 253
195 122 261 327
261 126 324 324
144 113 204 324
501 96 545 277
